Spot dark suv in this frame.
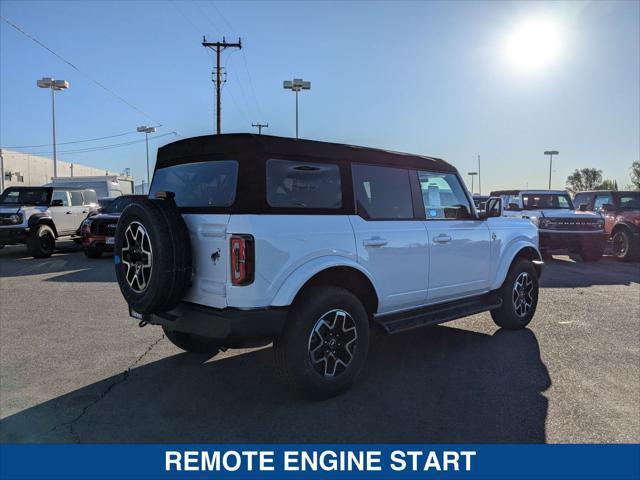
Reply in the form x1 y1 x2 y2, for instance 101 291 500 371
574 191 640 261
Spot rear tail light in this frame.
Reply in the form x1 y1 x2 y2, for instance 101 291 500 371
230 235 254 286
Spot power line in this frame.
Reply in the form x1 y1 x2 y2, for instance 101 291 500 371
0 15 163 125
1 130 143 149
207 3 263 121
20 132 176 156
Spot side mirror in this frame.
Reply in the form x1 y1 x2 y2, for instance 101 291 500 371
578 203 589 211
600 203 616 212
481 197 502 219
50 199 64 207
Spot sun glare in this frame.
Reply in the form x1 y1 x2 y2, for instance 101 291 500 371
503 17 563 74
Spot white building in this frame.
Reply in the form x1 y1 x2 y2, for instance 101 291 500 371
0 149 131 192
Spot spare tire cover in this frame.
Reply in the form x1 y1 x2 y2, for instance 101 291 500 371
114 198 192 314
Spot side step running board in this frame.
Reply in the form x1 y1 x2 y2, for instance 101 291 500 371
375 293 502 335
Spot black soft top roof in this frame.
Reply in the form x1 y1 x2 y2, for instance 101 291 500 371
157 134 456 173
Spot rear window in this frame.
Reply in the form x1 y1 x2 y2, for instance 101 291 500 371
266 159 342 209
150 161 239 208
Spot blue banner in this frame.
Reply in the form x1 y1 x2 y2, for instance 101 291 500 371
1 444 638 480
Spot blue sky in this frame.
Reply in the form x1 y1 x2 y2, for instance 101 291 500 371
1 0 638 191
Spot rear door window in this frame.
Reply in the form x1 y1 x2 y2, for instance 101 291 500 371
352 164 414 220
266 159 342 209
70 191 84 206
150 161 239 207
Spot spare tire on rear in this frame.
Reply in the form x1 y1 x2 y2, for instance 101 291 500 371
114 197 192 314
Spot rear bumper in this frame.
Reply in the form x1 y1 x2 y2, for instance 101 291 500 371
539 230 609 251
0 227 28 245
145 302 288 347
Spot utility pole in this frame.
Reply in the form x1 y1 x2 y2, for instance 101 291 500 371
251 122 268 134
202 36 242 135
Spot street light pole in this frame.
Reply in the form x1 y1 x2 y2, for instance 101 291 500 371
37 77 69 179
544 150 559 189
468 172 478 194
283 78 311 139
137 126 157 189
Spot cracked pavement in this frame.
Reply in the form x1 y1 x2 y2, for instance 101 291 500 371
0 242 639 443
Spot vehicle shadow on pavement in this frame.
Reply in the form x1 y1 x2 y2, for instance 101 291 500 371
540 256 639 288
0 246 115 283
0 326 550 443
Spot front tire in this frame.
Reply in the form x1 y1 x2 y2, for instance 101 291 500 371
273 286 370 399
612 229 637 262
491 259 539 330
26 224 55 258
163 327 221 355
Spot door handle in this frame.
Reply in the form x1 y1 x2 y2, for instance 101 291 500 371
433 234 452 244
82 210 87 214
363 237 388 247
66 211 72 215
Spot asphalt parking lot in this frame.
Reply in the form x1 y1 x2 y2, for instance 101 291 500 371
0 242 638 444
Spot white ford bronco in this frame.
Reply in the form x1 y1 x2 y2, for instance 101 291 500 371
491 189 608 262
0 186 98 257
115 134 543 398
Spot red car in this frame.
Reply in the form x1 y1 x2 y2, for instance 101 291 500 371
80 195 146 258
574 191 640 261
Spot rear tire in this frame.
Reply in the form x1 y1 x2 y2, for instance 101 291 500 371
26 224 55 258
84 247 102 258
491 259 539 330
163 327 221 355
273 286 370 399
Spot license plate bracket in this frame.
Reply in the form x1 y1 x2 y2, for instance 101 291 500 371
129 305 150 322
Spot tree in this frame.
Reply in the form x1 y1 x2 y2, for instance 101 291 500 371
630 161 640 190
596 179 618 191
566 168 603 194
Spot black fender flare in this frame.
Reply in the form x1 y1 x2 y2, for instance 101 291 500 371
613 220 639 235
28 214 58 237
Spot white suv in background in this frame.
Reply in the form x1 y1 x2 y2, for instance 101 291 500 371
0 186 98 257
491 189 608 261
115 134 543 398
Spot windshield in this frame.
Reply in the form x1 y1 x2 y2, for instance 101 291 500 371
618 193 640 210
0 188 51 206
102 195 144 214
522 193 574 210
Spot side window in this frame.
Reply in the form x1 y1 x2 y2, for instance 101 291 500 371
83 190 97 205
594 194 613 211
418 172 473 220
352 164 414 220
266 159 342 209
504 194 522 210
573 194 590 209
557 196 571 209
69 191 83 206
52 191 69 207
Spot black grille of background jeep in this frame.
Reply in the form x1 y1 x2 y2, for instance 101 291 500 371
544 218 602 231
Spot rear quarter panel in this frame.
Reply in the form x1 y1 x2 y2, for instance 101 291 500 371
226 215 358 309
